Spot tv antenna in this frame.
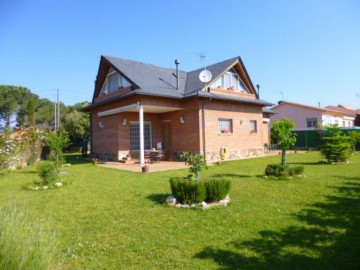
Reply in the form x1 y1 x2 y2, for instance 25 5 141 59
189 52 207 69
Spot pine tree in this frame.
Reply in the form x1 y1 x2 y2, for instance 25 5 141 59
320 125 351 163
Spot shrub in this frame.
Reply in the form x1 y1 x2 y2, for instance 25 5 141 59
181 152 208 180
265 164 304 177
205 179 231 202
37 161 60 185
0 206 63 270
320 125 352 163
170 177 206 204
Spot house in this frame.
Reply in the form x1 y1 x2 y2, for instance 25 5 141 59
270 101 357 130
85 55 272 165
324 105 360 128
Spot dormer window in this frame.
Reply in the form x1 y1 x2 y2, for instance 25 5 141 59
211 68 249 92
101 68 131 94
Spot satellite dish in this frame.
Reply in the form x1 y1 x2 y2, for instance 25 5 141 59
199 69 212 83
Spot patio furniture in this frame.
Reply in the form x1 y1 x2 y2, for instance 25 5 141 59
150 150 164 163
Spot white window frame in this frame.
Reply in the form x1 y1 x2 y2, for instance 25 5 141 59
250 120 257 133
130 121 152 151
306 118 318 128
218 118 233 134
101 69 131 95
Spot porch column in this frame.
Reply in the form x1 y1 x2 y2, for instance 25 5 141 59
139 105 145 166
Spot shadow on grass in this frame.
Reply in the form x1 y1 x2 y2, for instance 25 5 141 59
287 161 328 166
64 154 92 165
211 174 252 179
194 178 360 269
146 193 170 204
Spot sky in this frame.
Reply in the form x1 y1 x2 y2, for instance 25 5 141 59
0 0 359 108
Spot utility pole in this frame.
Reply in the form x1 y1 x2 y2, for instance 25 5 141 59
54 96 57 131
57 89 60 129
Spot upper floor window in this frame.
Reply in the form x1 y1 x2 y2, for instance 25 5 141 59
218 118 233 134
101 68 131 94
211 69 249 92
250 120 257 133
306 118 317 128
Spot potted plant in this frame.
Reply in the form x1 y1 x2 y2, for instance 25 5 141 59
92 158 98 165
142 164 149 172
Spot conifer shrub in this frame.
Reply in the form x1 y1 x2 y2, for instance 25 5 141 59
170 177 206 204
205 179 231 202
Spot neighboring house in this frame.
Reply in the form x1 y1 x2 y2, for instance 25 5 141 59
270 101 357 130
324 105 360 128
85 55 272 165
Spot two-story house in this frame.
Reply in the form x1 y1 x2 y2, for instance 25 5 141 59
85 55 272 165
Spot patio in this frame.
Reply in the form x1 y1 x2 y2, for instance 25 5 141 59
96 160 189 172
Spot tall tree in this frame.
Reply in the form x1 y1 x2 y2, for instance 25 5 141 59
27 98 36 126
62 102 90 146
0 86 18 127
271 118 297 165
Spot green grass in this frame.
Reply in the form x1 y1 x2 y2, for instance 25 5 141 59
0 152 359 269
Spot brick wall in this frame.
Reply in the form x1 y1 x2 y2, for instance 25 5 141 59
90 96 267 162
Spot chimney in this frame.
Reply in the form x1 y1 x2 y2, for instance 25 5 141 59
256 84 260 98
175 59 180 90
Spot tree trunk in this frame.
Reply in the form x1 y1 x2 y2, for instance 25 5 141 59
281 149 286 166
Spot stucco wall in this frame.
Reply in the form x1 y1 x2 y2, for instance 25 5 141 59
271 104 323 129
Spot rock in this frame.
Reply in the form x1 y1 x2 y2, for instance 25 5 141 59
166 195 177 205
199 201 208 209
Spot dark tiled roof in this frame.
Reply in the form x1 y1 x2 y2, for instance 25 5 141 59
97 55 270 107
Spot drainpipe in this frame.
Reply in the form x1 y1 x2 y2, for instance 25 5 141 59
201 98 212 156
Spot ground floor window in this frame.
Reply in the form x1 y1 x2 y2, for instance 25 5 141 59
250 120 257 133
130 122 151 151
306 118 317 128
218 118 233 134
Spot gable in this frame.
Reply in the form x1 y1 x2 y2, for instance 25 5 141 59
100 68 132 95
210 68 250 93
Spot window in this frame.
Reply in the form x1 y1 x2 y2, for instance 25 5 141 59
210 69 249 92
101 69 131 94
306 118 317 128
130 122 151 151
250 120 257 133
218 119 233 134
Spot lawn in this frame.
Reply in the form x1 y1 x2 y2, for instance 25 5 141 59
0 152 359 269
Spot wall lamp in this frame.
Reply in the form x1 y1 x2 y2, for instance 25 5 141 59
122 118 127 126
180 116 185 124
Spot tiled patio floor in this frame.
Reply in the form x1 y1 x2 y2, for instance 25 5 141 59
97 161 189 172
95 150 305 173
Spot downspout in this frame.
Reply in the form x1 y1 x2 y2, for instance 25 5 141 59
201 97 212 156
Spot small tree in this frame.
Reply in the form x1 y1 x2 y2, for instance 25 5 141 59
349 131 360 152
271 118 297 165
45 129 70 164
320 125 351 163
181 152 208 180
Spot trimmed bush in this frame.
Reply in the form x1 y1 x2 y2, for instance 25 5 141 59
37 161 60 185
205 179 231 202
265 164 304 177
170 177 206 204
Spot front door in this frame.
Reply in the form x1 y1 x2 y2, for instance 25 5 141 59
163 122 172 160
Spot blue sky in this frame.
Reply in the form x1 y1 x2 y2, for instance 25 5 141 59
1 0 359 108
